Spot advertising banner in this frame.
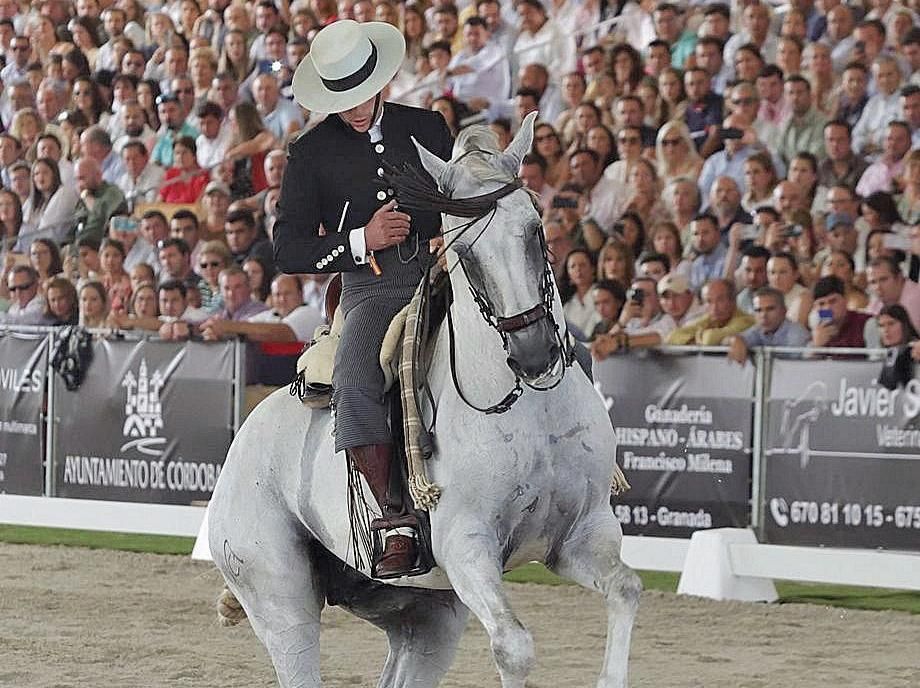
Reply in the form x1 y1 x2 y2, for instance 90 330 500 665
762 358 920 550
594 351 754 537
52 339 235 504
0 332 47 495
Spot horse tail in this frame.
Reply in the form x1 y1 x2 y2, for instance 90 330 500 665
216 587 247 627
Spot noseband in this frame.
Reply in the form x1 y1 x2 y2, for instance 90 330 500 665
383 156 573 414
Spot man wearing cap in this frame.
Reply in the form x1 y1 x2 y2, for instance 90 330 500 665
591 273 704 359
273 20 453 578
813 211 859 271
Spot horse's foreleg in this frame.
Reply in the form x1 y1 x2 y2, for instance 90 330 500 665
549 509 641 688
210 508 325 688
372 590 469 688
437 526 534 688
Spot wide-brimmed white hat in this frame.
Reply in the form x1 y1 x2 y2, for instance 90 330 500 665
292 20 405 114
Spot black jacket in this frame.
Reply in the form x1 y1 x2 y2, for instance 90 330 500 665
273 102 453 275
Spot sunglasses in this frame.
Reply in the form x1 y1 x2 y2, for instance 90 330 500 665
174 87 194 94
199 260 222 269
661 138 682 147
618 136 640 144
9 281 35 292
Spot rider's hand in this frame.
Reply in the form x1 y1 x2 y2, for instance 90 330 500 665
364 200 410 251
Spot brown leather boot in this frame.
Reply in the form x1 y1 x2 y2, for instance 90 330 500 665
347 444 418 578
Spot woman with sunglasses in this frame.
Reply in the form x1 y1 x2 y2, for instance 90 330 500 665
531 122 568 188
71 76 108 128
655 121 702 187
195 239 231 312
603 125 643 187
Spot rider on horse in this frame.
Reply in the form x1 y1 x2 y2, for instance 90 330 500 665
273 20 453 577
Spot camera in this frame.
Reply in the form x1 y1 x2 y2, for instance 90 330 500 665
737 223 760 241
551 195 578 209
719 127 745 141
783 224 803 238
626 287 645 305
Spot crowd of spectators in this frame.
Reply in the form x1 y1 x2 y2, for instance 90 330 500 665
0 0 917 375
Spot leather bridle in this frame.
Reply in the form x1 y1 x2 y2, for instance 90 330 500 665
384 154 573 414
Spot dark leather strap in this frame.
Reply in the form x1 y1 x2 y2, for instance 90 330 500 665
497 303 548 333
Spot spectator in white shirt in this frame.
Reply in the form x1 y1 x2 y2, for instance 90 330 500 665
852 55 904 156
1 35 31 85
20 157 79 246
447 16 510 110
96 7 127 71
513 0 575 83
195 101 231 169
117 140 165 209
1 265 46 325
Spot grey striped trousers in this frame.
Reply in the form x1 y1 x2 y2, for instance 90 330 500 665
332 244 428 452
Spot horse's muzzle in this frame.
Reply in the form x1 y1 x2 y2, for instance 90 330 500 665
505 317 561 382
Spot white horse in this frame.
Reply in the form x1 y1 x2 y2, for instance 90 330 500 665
208 112 640 688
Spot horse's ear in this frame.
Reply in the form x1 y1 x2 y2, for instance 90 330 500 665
412 136 448 183
501 111 538 170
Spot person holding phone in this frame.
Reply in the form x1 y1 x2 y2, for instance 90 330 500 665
808 275 871 349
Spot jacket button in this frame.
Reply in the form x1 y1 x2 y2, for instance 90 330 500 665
387 188 394 195
332 248 339 257
316 261 323 269
375 143 384 153
337 245 344 251
377 167 384 177
376 190 386 200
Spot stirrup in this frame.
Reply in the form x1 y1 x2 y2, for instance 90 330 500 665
373 533 418 579
370 513 419 532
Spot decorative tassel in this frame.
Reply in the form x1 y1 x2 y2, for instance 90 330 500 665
408 475 442 510
611 463 631 496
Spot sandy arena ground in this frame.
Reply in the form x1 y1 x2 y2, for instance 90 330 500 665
1 542 918 688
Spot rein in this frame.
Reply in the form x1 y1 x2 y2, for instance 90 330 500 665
384 155 574 415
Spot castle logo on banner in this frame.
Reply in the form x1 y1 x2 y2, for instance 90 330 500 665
120 359 166 456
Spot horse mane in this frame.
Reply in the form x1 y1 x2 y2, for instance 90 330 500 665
443 125 514 196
